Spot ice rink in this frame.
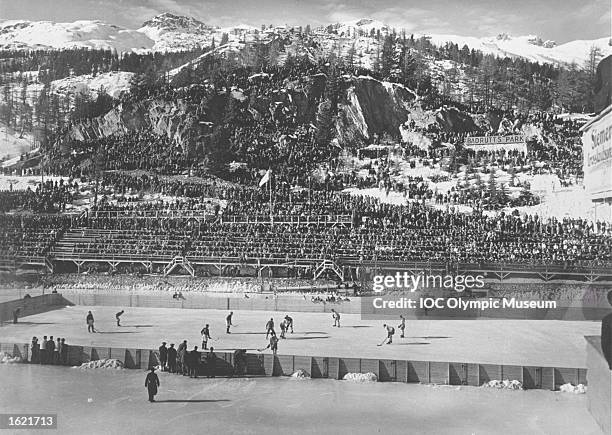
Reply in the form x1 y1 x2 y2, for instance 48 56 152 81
1 305 601 367
0 364 600 435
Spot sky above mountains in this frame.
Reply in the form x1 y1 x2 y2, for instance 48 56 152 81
0 0 610 43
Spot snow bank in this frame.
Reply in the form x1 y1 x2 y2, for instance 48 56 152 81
343 372 378 383
559 383 587 394
291 369 311 379
75 359 124 369
481 380 523 390
0 352 24 364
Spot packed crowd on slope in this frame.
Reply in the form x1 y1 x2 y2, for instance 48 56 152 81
0 179 78 213
0 59 607 273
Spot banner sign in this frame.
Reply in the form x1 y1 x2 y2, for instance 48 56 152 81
464 135 526 152
582 106 612 200
464 135 525 146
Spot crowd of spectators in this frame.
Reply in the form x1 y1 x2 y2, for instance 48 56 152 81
0 179 78 213
488 283 611 306
0 214 72 260
60 188 612 268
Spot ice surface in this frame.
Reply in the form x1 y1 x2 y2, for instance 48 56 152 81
0 305 600 367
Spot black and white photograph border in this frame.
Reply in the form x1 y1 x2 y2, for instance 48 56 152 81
0 0 611 433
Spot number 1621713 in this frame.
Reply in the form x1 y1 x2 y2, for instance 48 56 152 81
0 414 57 429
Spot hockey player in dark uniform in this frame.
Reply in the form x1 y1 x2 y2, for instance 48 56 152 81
383 324 395 344
86 311 95 333
265 318 275 338
331 309 340 327
226 312 234 334
284 315 294 333
397 315 406 338
115 310 124 326
201 324 212 350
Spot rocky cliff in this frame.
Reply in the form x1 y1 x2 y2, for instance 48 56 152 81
64 74 475 154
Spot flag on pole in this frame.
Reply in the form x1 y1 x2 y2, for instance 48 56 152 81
259 169 271 187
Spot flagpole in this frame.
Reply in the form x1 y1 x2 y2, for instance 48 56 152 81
269 170 273 223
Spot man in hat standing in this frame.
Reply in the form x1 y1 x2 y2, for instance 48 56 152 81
167 343 177 373
145 367 160 402
158 342 168 371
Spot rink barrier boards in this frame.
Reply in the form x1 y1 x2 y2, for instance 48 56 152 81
0 294 68 324
0 341 588 391
585 336 612 435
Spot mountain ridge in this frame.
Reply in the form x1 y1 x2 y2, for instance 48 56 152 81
0 14 609 66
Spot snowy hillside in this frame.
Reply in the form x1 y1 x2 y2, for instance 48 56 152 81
0 19 154 52
0 14 609 67
425 33 612 66
49 71 134 99
138 13 216 51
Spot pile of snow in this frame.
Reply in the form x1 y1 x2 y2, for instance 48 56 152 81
481 380 523 390
343 372 378 383
0 352 24 364
559 383 587 394
290 369 311 379
76 358 124 369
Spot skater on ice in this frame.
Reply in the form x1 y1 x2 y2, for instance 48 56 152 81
261 333 279 354
201 324 212 349
331 309 340 327
265 318 275 338
382 324 395 345
284 315 294 333
398 315 405 338
86 311 95 333
226 311 234 333
115 310 124 326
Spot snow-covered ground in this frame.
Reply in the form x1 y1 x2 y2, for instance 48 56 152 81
0 365 600 435
0 174 65 190
0 122 35 160
424 33 612 66
50 71 134 99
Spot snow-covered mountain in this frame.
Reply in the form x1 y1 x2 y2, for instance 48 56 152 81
138 13 216 51
0 19 154 52
0 14 610 67
424 33 612 66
